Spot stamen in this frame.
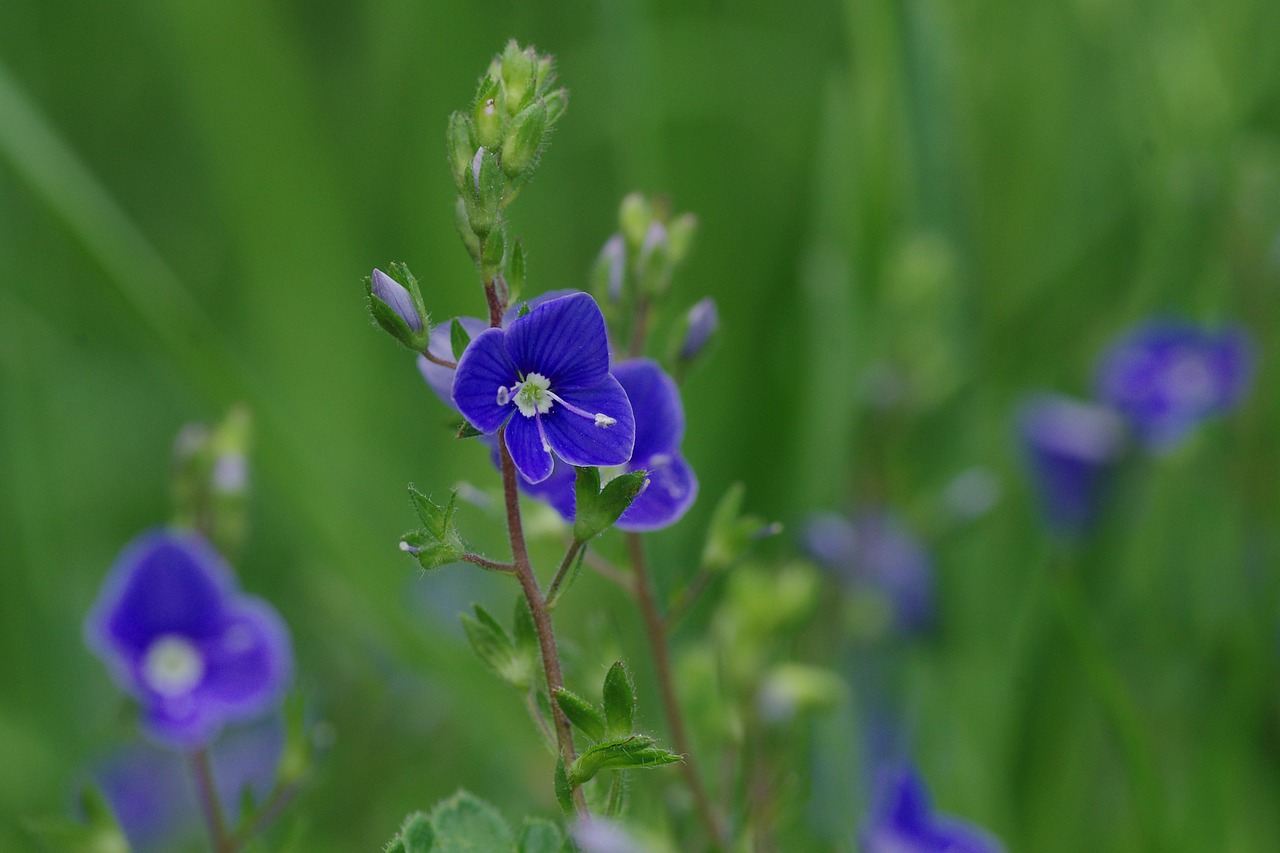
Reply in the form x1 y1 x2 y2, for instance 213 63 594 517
496 386 510 406
545 390 618 428
535 413 551 452
399 541 421 554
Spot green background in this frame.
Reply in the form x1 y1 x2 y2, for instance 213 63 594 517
1 0 1277 849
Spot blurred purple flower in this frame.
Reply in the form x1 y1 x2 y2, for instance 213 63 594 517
370 268 423 333
1095 319 1253 451
861 763 1003 853
93 719 284 852
452 292 635 483
85 530 293 749
801 512 934 632
1019 394 1126 535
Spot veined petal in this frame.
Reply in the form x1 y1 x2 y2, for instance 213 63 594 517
614 358 684 459
453 327 518 433
418 316 487 406
500 288 580 325
542 374 635 467
504 293 611 390
617 451 697 531
504 417 555 483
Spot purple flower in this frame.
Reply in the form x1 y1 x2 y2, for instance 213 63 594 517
1095 319 1253 451
1019 394 1126 535
801 512 933 633
85 530 293 749
861 763 1003 853
93 719 284 852
451 292 636 483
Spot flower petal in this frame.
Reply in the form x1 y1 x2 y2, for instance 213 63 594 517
87 531 235 663
495 445 577 518
504 416 555 483
617 451 698 531
197 599 292 714
541 374 635 468
418 316 487 407
453 327 518 433
504 293 611 390
613 359 684 460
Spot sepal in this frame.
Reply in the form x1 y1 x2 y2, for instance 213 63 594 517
402 486 465 570
601 661 636 740
461 604 533 689
552 687 607 741
568 735 682 786
573 466 648 543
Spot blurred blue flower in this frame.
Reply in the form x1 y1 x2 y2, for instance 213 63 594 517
1094 319 1253 451
801 512 934 632
452 292 636 483
1018 393 1126 535
85 530 293 749
93 718 284 852
861 763 1003 853
679 297 719 361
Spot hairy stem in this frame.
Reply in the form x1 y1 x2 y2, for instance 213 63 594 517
188 748 234 853
419 349 456 369
460 553 516 574
627 533 723 847
497 431 588 815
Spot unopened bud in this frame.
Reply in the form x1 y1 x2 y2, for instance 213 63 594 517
543 87 569 125
502 101 548 178
447 111 476 193
464 148 504 237
680 297 719 361
369 267 425 337
667 212 698 265
455 197 481 262
500 40 538 111
619 192 651 249
473 74 503 149
593 233 627 303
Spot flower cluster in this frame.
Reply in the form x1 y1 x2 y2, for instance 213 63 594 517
85 530 293 749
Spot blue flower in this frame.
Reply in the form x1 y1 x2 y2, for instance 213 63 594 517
1018 393 1126 535
801 512 934 633
861 763 1003 853
451 292 636 483
1094 319 1253 451
85 530 293 749
679 297 719 361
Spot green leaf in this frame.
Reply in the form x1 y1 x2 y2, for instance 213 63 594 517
456 420 484 440
552 687 606 741
569 736 683 786
601 661 636 739
553 757 574 816
572 467 648 542
517 302 531 319
461 605 530 689
23 784 130 853
429 791 514 853
404 486 465 571
385 811 435 853
507 240 525 304
450 319 472 361
513 595 537 658
517 818 565 853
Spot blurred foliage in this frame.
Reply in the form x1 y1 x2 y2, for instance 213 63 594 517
1 0 1278 850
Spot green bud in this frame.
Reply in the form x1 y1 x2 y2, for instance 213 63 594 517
464 147 505 237
619 192 652 249
666 212 698 265
473 75 503 148
502 101 548 179
447 111 477 193
501 40 538 111
534 56 556 94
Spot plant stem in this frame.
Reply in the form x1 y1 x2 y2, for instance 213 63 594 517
497 430 588 816
546 539 584 607
483 268 505 327
228 781 300 850
419 349 456 369
581 549 632 591
460 553 516 574
188 748 234 853
627 533 723 848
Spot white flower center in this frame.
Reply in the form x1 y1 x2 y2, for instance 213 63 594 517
513 373 554 417
141 634 205 698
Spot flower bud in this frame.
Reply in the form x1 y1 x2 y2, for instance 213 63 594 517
370 267 424 333
666 212 698 264
618 192 651 249
446 111 476 193
637 220 670 295
543 87 569 126
500 40 538 111
480 226 506 283
472 75 503 149
454 197 481 263
502 101 548 178
679 297 719 361
463 147 504 237
591 233 627 303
